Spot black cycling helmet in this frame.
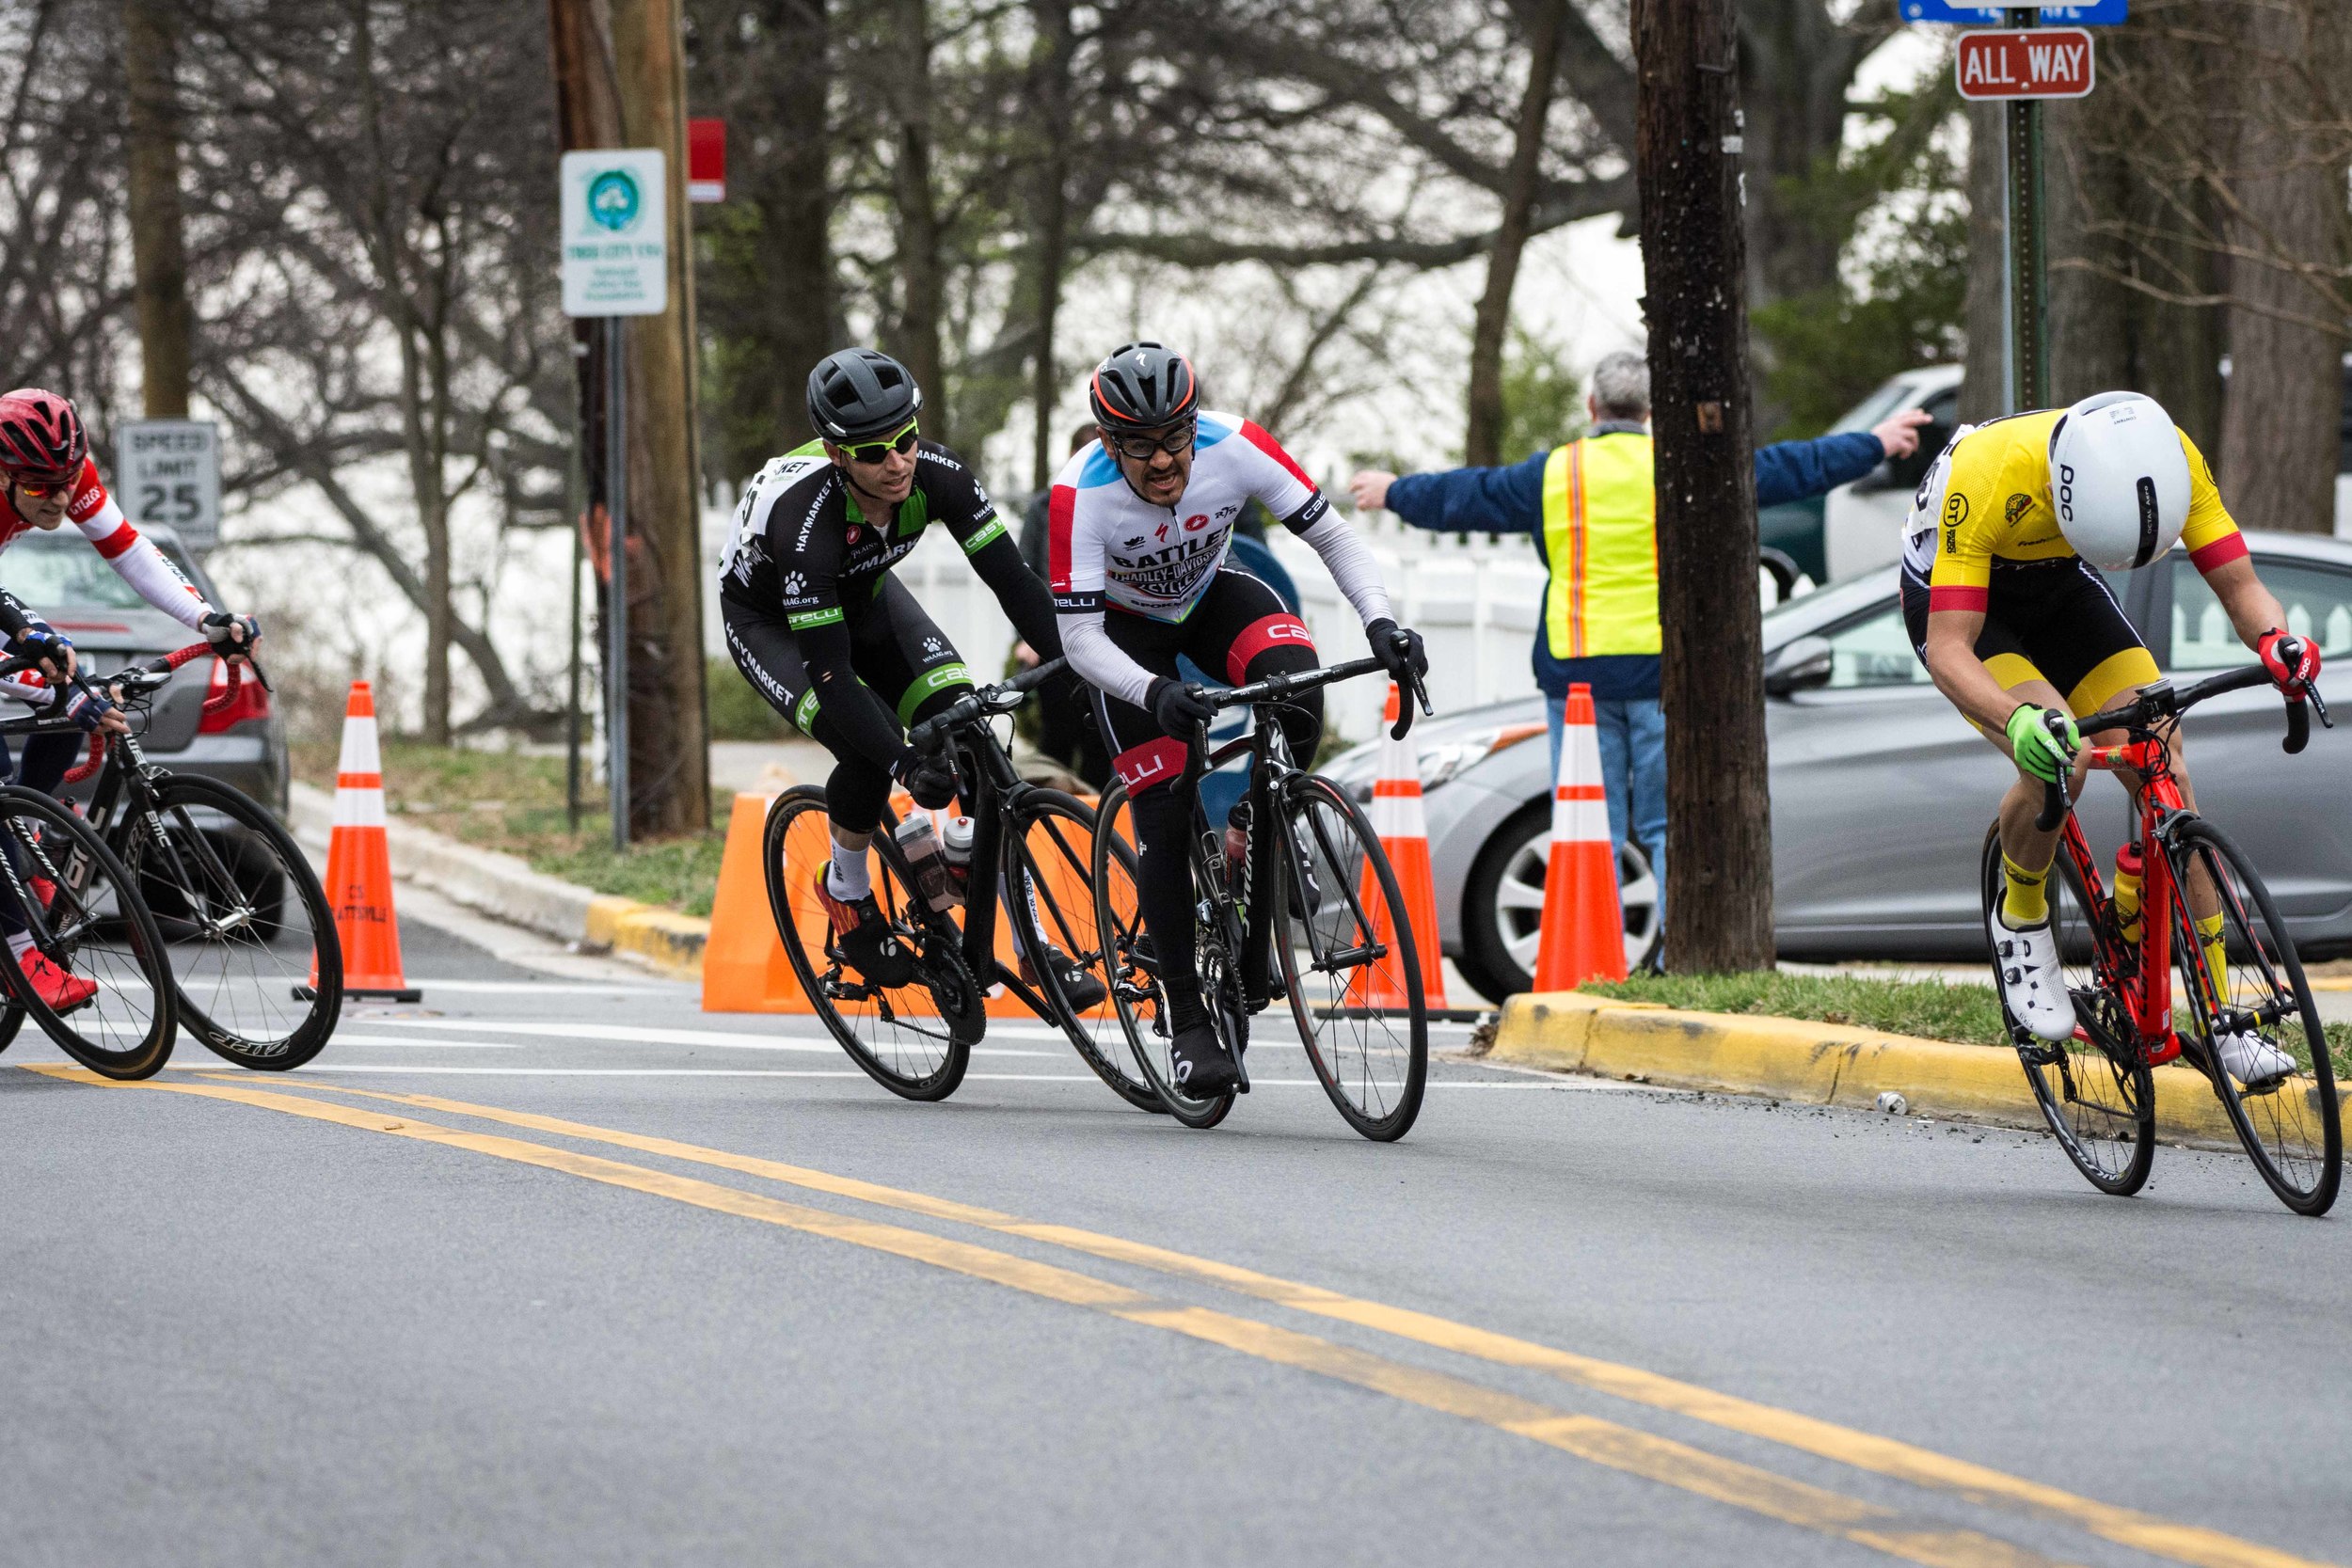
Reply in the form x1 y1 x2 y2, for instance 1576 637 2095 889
806 348 923 443
1089 341 1200 431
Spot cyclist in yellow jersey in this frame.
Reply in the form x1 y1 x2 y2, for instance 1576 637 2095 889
1903 392 2322 1079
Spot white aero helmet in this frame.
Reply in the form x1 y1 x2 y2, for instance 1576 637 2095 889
2046 391 2191 571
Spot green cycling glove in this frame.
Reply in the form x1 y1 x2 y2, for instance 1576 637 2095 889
2005 704 2080 785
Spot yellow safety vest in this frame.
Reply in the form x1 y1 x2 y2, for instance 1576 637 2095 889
1541 432 1660 659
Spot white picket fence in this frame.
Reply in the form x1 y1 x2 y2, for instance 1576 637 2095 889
701 504 1555 742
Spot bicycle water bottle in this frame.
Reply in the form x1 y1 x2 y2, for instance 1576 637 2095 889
1223 800 1251 893
895 816 961 911
2113 842 2143 947
942 815 975 896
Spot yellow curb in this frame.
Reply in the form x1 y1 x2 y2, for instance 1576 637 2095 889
1492 992 2321 1148
585 895 710 981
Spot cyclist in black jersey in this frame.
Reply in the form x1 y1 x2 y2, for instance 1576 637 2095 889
719 348 1100 1005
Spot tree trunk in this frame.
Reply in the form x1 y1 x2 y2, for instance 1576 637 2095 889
123 0 191 420
2046 91 2133 406
887 0 946 442
1957 103 2009 426
1028 0 1074 489
1464 0 1563 468
772 0 833 451
1635 0 1772 974
2216 0 2344 534
611 0 709 834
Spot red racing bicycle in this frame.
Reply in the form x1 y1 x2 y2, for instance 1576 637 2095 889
1981 661 2340 1214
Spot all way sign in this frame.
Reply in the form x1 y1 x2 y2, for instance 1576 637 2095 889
1956 27 2094 100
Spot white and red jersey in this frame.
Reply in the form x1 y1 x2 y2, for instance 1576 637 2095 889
1049 410 1393 706
1048 410 1329 623
0 457 211 631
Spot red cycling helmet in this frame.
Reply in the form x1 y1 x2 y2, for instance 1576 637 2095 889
0 388 89 487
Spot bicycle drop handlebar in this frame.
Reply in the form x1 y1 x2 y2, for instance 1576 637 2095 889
904 657 1069 755
2032 662 2332 832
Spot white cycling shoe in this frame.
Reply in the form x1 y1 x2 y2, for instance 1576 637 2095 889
2215 1029 2297 1087
1991 913 2076 1043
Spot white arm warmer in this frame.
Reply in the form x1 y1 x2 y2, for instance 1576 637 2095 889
1296 514 1394 626
1058 610 1158 709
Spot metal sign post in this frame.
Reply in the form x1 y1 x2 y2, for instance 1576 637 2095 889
2007 7 2050 413
559 148 667 853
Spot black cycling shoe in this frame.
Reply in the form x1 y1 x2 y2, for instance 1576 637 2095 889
1024 945 1107 1012
1168 1022 1239 1100
814 871 918 990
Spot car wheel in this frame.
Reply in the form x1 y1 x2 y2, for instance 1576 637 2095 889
1456 800 1662 1003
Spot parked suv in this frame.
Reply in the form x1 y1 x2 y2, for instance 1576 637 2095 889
4 524 287 816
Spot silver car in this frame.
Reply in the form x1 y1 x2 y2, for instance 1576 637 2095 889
4 524 288 816
1323 531 2352 1002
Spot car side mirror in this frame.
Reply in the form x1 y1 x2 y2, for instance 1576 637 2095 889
1764 635 1835 697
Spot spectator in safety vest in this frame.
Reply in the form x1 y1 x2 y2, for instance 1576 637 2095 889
1348 349 1930 913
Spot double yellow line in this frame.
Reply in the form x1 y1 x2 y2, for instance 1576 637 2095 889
24 1063 2337 1568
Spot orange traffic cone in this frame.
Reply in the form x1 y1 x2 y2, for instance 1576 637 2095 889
1347 682 1449 1012
701 790 803 1012
300 681 419 1002
1532 683 1627 991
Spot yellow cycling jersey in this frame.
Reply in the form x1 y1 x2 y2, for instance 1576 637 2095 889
1900 409 2249 613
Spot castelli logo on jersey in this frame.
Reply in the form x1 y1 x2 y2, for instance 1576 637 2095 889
2056 463 2076 523
1184 513 1209 531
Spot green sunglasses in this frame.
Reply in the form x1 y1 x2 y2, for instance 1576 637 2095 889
839 420 920 465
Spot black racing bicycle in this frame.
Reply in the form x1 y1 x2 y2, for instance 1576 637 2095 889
0 656 179 1078
20 645 341 1069
766 658 1152 1106
1090 655 1432 1139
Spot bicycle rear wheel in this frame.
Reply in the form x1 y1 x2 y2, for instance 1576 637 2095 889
0 786 176 1079
1005 788 1158 1111
119 774 340 1069
1090 782 1233 1129
764 787 975 1101
1980 828 2153 1196
2165 816 2341 1216
1271 773 1427 1141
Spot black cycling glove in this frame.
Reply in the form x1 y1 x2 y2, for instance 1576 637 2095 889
201 610 262 655
1365 618 1427 684
14 627 72 680
1147 676 1218 736
893 747 960 812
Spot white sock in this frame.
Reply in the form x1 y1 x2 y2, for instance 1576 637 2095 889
8 930 32 958
828 841 872 901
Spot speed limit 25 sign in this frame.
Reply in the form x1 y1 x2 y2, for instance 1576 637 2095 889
117 420 221 553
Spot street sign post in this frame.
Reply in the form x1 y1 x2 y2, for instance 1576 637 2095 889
1955 28 2095 99
560 148 668 852
117 420 221 554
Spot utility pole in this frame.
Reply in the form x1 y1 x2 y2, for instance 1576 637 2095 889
1633 0 1773 973
123 0 192 418
547 0 710 839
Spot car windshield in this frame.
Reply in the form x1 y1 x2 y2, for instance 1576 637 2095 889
1827 381 1917 436
3 531 190 611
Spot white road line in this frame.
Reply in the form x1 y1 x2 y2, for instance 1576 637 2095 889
389 979 671 995
339 1017 1062 1057
166 1063 1559 1086
326 1034 525 1050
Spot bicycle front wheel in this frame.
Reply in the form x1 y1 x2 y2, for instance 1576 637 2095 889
764 787 973 1101
1271 773 1427 1142
120 774 341 1069
1090 781 1232 1130
2166 816 2341 1216
1005 788 1158 1112
0 786 176 1079
1979 827 2153 1196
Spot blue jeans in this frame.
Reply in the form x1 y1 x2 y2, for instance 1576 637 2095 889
1545 693 1666 891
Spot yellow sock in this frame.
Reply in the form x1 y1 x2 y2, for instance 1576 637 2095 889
2001 852 2052 927
2196 911 2229 997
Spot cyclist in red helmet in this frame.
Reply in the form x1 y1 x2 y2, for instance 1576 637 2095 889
0 389 262 1011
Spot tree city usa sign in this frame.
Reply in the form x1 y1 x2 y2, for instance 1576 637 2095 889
559 149 669 318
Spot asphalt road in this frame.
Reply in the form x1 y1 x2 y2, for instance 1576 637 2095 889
5 906 2347 1568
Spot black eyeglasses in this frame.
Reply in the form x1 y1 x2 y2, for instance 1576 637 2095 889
1109 422 1195 463
840 420 920 465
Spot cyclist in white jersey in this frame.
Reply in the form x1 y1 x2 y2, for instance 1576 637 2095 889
1050 341 1425 1097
